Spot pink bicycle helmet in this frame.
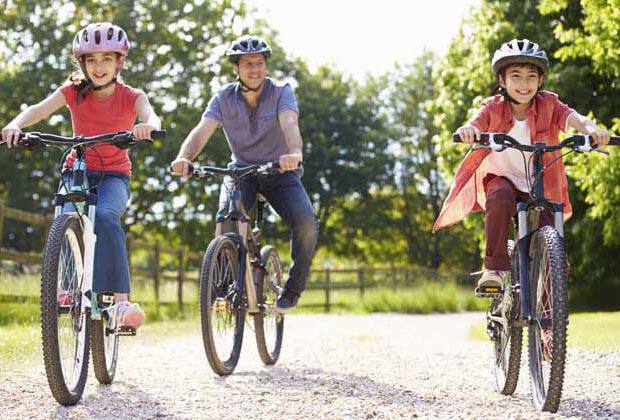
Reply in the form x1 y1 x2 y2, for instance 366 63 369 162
72 22 130 58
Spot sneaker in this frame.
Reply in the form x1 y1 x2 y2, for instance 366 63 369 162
476 270 506 296
115 301 145 329
275 289 300 314
57 289 73 306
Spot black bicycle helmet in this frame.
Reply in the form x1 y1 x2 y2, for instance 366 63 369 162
491 39 549 75
226 35 272 63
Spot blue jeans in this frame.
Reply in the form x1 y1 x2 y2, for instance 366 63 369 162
61 171 131 293
217 171 319 295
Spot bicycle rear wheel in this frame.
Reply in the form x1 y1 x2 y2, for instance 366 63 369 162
200 234 245 376
40 214 90 406
91 294 119 384
528 226 568 413
254 245 284 365
492 240 523 395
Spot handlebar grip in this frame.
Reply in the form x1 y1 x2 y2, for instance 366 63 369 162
609 136 620 146
452 133 489 143
151 130 167 140
168 162 194 176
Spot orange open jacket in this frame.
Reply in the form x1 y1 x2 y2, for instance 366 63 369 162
432 91 575 232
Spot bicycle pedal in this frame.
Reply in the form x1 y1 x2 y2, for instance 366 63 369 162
475 286 503 298
115 326 137 336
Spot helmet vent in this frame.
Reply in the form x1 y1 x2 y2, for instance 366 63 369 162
94 30 101 44
83 30 88 43
107 27 114 40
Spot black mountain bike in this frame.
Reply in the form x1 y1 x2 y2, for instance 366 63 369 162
454 132 619 412
2 130 165 405
180 162 285 376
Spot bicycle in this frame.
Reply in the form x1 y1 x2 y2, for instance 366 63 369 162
454 132 619 412
176 162 285 376
2 129 166 406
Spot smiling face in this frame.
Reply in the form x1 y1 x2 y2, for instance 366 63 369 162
83 52 123 86
500 64 544 104
235 53 267 90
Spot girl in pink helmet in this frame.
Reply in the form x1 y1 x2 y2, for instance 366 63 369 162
1 22 162 329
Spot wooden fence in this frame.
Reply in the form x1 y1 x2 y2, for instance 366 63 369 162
0 200 461 312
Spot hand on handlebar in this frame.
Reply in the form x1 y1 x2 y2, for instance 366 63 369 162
1 125 22 149
132 123 159 141
170 157 193 177
586 126 610 147
455 125 480 144
279 153 303 171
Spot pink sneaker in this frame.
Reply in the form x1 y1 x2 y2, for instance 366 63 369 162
115 301 145 329
57 290 73 306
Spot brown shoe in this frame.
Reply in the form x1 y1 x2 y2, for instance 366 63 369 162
475 270 505 296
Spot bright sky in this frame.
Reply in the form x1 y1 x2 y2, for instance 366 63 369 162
247 0 480 80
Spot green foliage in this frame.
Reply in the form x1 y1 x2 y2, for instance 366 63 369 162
360 284 487 314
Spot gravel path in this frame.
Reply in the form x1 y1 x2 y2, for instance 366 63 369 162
1 313 619 419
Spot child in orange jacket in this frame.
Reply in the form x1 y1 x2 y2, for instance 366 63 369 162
433 39 608 294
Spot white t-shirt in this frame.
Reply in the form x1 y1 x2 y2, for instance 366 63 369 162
486 118 533 193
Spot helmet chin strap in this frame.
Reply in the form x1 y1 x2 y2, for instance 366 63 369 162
499 86 521 104
76 59 118 104
237 76 264 93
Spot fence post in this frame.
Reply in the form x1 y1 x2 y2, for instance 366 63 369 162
358 268 365 297
390 262 397 288
324 268 331 313
177 247 185 313
153 242 160 305
0 200 4 248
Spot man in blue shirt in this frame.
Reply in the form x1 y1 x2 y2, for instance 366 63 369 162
171 35 318 313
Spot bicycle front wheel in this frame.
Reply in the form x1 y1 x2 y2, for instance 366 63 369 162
91 295 119 384
528 226 568 413
40 214 90 406
254 245 284 365
200 235 245 376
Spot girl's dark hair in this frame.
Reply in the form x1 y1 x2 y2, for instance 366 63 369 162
490 62 544 96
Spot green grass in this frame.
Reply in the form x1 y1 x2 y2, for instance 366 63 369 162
299 282 490 314
469 311 620 351
0 324 41 372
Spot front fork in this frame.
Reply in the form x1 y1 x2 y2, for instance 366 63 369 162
226 221 262 314
517 202 563 323
54 198 98 316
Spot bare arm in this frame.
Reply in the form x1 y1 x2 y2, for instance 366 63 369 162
278 109 303 170
2 89 66 147
170 117 219 176
132 92 162 140
278 109 303 154
566 112 609 146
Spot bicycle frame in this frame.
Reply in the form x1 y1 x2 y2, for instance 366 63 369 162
514 143 563 324
214 177 262 314
52 146 108 319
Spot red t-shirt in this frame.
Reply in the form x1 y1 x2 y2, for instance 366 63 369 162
60 82 142 176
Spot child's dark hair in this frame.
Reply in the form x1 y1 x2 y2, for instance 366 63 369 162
490 62 544 96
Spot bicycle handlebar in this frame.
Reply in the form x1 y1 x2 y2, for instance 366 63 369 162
1 130 167 150
169 160 303 180
452 132 620 152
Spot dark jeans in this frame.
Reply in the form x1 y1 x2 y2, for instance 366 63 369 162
217 171 319 295
61 171 131 293
483 174 552 271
